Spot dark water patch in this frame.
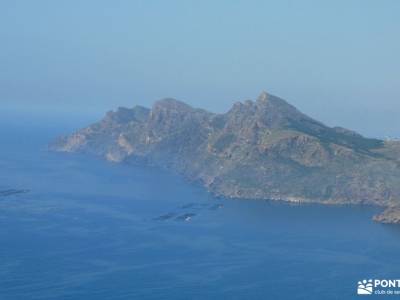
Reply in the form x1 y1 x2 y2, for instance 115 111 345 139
153 213 177 221
155 202 223 222
0 189 29 197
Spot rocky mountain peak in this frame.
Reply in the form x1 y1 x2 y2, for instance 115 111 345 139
152 98 193 113
257 91 269 103
104 106 150 124
256 92 300 114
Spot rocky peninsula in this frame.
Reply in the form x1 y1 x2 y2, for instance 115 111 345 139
50 92 400 224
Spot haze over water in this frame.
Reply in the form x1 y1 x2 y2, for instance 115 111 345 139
1 115 400 300
1 1 400 137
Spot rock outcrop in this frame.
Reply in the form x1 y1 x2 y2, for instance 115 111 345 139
373 207 400 224
50 92 400 223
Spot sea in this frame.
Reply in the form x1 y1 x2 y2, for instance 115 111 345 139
1 112 400 300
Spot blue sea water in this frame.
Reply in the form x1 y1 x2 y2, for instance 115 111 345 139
1 114 400 300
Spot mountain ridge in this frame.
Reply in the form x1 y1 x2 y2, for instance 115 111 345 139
50 92 400 223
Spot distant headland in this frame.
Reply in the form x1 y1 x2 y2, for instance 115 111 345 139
50 92 400 224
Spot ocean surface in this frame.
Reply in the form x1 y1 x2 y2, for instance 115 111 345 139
1 114 400 300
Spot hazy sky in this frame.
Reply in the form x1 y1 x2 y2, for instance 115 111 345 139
1 0 399 137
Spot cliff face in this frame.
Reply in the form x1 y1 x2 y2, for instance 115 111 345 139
50 92 400 222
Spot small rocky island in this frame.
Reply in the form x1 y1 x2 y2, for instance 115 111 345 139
50 92 400 224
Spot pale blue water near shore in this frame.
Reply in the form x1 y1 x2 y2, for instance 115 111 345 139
1 114 400 300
